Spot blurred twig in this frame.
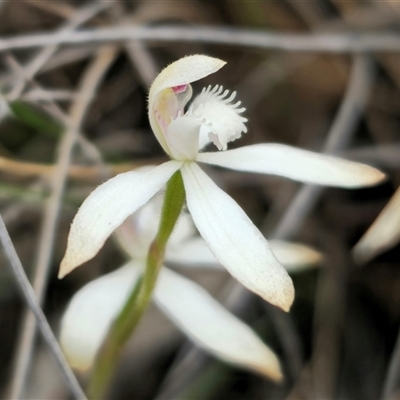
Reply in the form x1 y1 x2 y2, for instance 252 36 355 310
6 0 110 101
344 144 400 169
285 54 374 398
21 88 76 102
0 215 87 400
2 26 400 53
9 45 118 399
271 54 374 240
307 231 349 399
4 52 105 169
0 155 165 180
109 2 158 89
382 329 400 400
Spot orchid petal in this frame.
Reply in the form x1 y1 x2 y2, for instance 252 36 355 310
199 124 213 150
181 162 294 311
353 186 400 263
166 236 219 267
60 262 142 371
59 161 182 278
148 55 226 154
166 114 200 160
113 197 161 260
268 240 322 272
152 86 192 155
149 55 226 99
116 204 196 261
189 85 247 151
197 144 385 188
154 268 283 381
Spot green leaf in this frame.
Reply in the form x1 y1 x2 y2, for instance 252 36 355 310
9 101 63 138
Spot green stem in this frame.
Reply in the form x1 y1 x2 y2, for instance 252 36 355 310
88 170 186 399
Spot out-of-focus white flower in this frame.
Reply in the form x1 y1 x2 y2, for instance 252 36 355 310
165 237 322 273
60 195 322 380
58 54 384 313
353 186 400 263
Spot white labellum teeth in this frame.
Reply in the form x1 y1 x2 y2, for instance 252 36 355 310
189 85 248 151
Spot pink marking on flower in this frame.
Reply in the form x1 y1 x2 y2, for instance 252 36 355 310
172 84 188 94
155 110 169 134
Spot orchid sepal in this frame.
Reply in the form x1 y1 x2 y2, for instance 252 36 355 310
196 144 385 188
58 161 182 278
148 55 226 157
181 162 294 312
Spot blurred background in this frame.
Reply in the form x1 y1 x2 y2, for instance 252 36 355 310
0 0 400 399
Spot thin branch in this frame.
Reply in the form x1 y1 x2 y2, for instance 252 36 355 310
9 45 118 399
22 0 82 19
7 0 110 101
38 45 99 74
271 54 374 240
1 26 400 53
4 52 109 173
283 55 374 399
22 88 76 102
0 215 87 400
0 155 165 180
108 3 158 88
381 330 400 399
344 144 400 168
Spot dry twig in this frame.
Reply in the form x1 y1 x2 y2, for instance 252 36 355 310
2 26 400 53
0 215 87 400
9 45 118 398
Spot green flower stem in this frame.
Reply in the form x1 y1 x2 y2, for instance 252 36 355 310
88 170 186 399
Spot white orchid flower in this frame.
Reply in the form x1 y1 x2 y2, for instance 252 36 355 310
60 194 322 380
59 54 384 313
